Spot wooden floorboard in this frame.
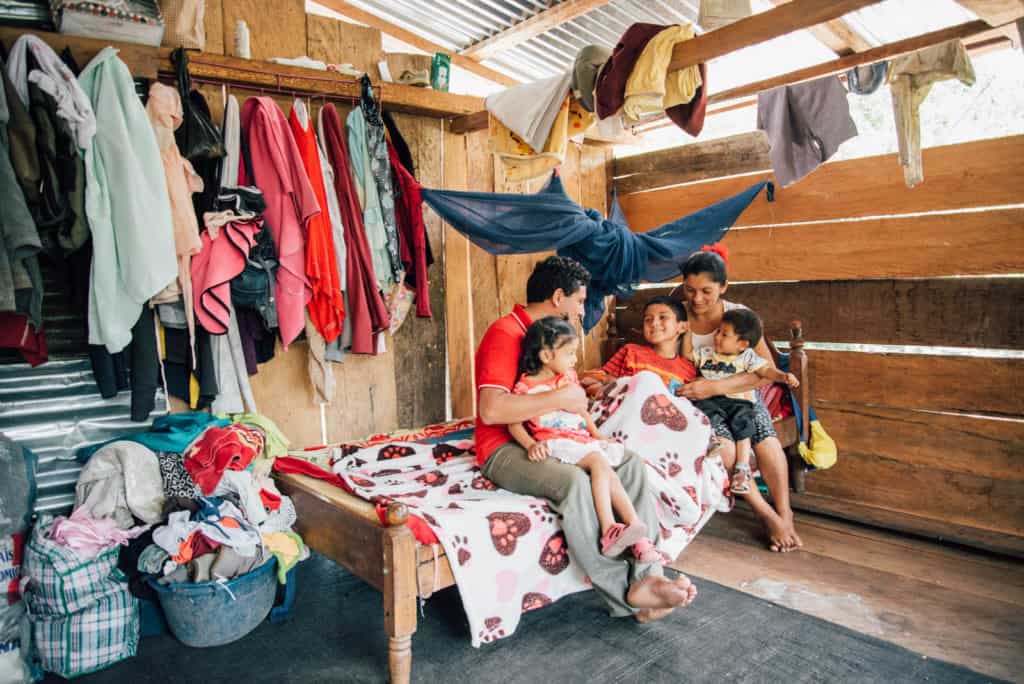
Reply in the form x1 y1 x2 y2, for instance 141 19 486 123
672 508 1024 682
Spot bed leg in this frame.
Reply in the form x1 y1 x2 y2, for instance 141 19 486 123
383 505 417 684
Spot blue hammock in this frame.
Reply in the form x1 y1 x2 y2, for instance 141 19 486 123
422 173 773 331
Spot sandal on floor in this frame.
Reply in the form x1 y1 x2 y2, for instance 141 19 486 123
631 537 663 564
730 463 751 494
600 521 648 557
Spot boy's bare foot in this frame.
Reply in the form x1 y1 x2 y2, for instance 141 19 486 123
626 574 690 610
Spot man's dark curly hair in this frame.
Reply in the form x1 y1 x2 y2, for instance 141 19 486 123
526 256 591 304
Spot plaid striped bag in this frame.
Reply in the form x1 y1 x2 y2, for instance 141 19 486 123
31 588 138 678
21 520 123 617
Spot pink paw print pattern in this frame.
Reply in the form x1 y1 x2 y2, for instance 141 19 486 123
472 475 498 491
452 535 471 566
478 617 505 643
415 470 448 488
659 452 682 478
528 502 557 525
487 512 532 556
660 492 681 517
538 531 570 575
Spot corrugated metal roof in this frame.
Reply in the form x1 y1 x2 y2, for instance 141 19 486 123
317 0 984 92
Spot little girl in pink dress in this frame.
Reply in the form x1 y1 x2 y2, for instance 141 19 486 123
509 316 660 563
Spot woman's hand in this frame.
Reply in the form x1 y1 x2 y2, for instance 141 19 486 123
785 372 800 389
676 378 718 401
527 442 550 462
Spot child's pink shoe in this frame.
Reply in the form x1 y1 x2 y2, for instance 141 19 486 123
600 521 648 557
631 537 663 564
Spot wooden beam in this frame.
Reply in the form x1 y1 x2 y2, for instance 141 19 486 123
767 0 873 55
310 0 520 87
155 49 485 118
706 19 992 106
612 131 770 194
462 0 613 59
666 0 884 71
955 0 1024 26
0 26 159 78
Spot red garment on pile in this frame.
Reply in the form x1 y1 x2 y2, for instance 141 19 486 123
239 97 318 348
0 314 46 366
288 104 346 343
191 216 262 334
183 424 264 495
595 23 708 137
386 138 431 318
319 103 390 353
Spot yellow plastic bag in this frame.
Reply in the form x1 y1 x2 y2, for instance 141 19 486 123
798 420 837 469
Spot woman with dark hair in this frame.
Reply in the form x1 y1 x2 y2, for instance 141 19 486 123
675 246 803 553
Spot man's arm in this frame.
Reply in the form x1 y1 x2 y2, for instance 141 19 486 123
478 385 588 426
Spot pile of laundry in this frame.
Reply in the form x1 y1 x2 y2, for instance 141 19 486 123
11 411 304 679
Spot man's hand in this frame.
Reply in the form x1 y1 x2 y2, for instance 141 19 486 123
528 442 550 462
785 372 800 389
676 378 717 401
556 383 589 415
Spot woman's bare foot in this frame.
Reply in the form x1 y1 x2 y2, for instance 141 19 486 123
626 574 690 610
764 509 803 552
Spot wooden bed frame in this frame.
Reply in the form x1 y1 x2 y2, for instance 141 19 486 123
274 293 813 684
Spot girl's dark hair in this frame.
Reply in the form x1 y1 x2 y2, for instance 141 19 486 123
644 295 687 322
679 250 728 285
518 316 578 376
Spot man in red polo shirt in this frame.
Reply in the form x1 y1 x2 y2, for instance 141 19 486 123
475 256 696 622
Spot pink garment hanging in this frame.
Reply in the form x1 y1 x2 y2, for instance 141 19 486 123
239 97 318 348
191 215 262 335
319 104 390 353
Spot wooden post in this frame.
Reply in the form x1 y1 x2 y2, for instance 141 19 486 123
789 320 809 493
382 504 417 684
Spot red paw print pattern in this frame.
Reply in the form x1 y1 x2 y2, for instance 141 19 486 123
528 502 557 525
659 524 672 540
472 475 498 491
452 535 471 566
349 474 374 488
433 443 468 464
640 395 689 431
486 512 532 556
521 592 552 613
694 454 705 476
447 483 464 496
658 452 682 478
478 616 505 643
660 492 681 517
378 444 416 461
415 470 449 488
684 486 698 506
420 512 438 527
538 531 570 575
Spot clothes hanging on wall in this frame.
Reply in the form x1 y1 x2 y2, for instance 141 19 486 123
346 105 396 290
621 23 702 126
239 96 317 349
191 211 262 335
887 40 974 188
358 78 403 286
386 136 431 318
146 82 203 357
757 75 857 188
288 99 345 344
422 174 772 331
320 103 390 354
315 107 350 363
77 47 177 354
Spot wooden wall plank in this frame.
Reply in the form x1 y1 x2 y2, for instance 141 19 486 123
392 114 447 429
615 278 1024 350
718 209 1024 282
809 351 1024 416
203 0 225 55
814 405 1024 482
221 0 307 61
306 14 383 79
619 136 1024 230
465 130 500 350
443 127 475 419
581 145 613 372
613 132 771 195
802 451 1024 536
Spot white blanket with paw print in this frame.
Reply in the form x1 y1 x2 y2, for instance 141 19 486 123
331 370 729 646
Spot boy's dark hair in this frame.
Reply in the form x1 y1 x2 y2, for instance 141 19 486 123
518 316 578 377
679 250 727 285
526 256 591 304
722 308 763 346
644 295 687 322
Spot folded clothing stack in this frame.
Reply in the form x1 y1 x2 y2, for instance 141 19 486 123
49 0 164 46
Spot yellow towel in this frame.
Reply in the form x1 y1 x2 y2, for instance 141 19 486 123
623 24 702 126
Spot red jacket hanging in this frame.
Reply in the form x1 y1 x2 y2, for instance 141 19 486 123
289 102 346 344
319 104 390 354
386 138 431 318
